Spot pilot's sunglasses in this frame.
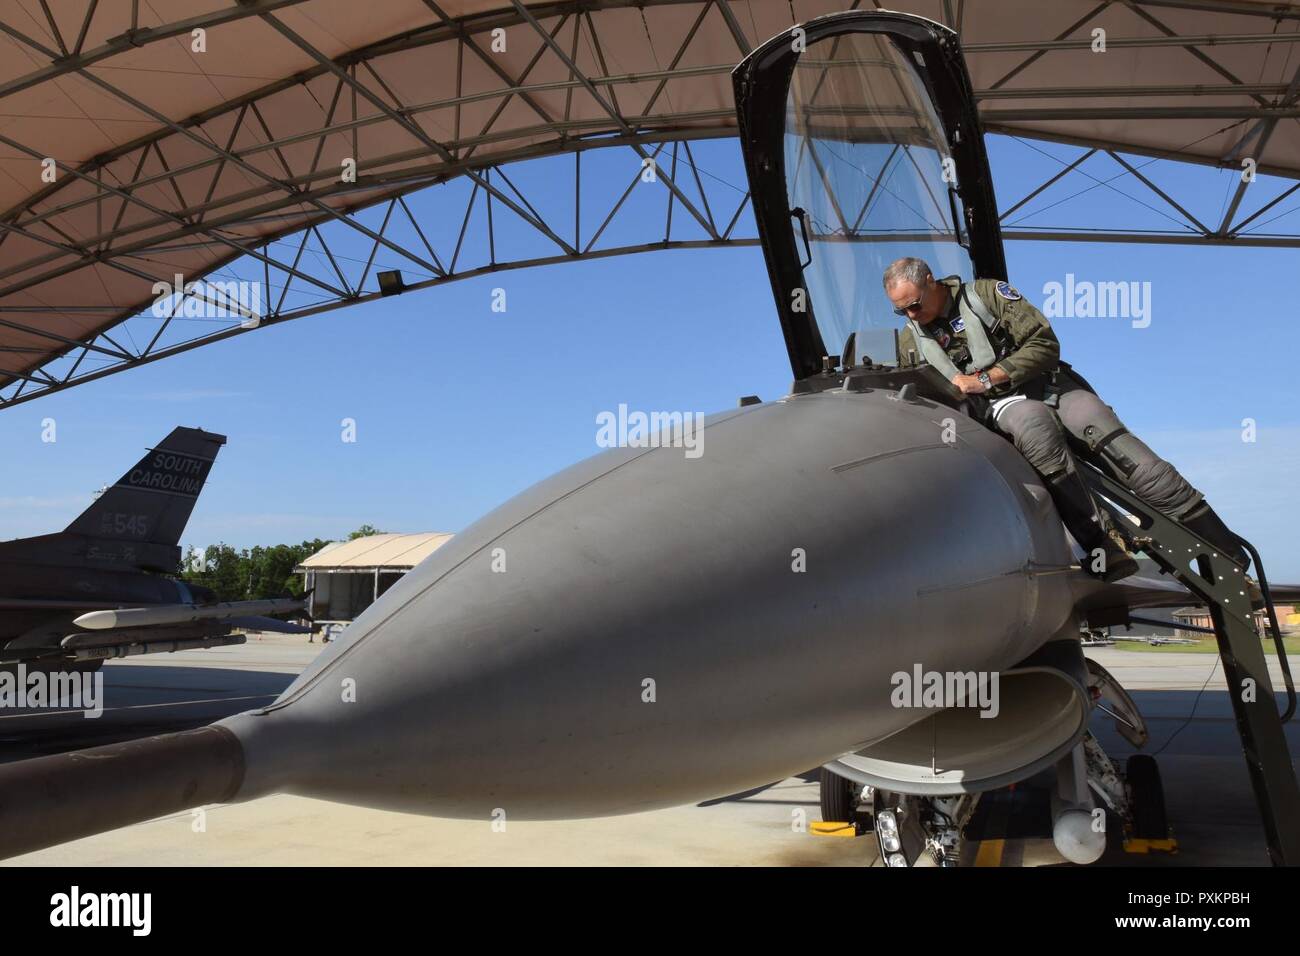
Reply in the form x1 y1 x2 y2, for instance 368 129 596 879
892 297 925 317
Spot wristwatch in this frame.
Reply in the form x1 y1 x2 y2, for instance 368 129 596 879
977 371 993 390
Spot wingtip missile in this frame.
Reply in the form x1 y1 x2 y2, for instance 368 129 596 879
73 598 306 631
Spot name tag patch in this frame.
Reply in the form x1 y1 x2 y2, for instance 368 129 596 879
951 317 965 332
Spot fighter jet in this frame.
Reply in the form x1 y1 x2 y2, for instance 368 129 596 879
0 12 1296 866
0 426 307 670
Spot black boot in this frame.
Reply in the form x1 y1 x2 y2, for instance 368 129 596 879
1047 471 1140 583
1180 500 1249 569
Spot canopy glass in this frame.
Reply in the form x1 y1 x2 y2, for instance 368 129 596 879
782 30 976 366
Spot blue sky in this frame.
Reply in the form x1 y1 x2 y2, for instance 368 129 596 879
1 133 1297 578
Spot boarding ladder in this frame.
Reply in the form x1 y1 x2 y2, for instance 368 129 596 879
1082 465 1300 866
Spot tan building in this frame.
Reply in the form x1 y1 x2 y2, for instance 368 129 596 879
1171 605 1296 642
297 533 453 622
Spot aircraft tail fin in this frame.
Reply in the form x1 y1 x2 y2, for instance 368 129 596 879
64 427 227 549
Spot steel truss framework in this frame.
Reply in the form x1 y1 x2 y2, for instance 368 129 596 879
1 0 1299 408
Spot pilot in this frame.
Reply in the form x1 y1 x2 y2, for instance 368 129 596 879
882 256 1247 583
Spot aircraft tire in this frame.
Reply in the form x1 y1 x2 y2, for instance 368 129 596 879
819 766 857 823
1126 754 1169 839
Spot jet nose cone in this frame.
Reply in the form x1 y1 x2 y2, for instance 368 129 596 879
222 391 1070 819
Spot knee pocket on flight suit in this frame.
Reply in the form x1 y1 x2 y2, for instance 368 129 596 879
1056 389 1124 449
1057 390 1138 473
994 400 1071 479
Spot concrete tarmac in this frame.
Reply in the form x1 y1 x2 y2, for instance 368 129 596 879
2 639 1296 866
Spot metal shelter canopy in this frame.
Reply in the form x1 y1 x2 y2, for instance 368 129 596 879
297 532 455 571
1 0 1299 406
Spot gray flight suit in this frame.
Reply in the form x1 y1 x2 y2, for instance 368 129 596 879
897 277 1244 565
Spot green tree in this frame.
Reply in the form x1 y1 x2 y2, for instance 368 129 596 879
181 542 245 601
180 538 333 601
348 524 388 540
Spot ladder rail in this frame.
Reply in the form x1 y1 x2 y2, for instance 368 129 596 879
1237 535 1296 723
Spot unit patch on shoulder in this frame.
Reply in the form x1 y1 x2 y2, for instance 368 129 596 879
995 281 1022 301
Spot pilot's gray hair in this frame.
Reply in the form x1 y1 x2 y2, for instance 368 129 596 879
882 257 933 291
